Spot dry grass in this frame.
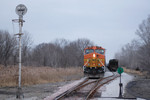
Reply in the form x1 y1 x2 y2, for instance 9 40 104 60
0 65 83 87
123 67 148 76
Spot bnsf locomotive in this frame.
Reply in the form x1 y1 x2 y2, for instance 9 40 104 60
83 46 106 77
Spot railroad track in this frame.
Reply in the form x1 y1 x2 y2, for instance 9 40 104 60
54 73 118 100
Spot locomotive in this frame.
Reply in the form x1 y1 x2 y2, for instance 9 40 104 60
107 59 118 72
83 46 106 77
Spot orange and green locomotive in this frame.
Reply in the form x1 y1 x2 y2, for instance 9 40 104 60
83 46 106 76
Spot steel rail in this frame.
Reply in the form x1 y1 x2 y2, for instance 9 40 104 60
54 78 103 100
85 75 118 100
65 80 97 95
54 77 89 100
65 74 115 97
81 67 117 90
54 70 118 100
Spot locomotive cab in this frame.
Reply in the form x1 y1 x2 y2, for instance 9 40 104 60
83 46 106 77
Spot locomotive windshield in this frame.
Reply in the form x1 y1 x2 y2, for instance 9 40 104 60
95 49 104 54
85 49 94 54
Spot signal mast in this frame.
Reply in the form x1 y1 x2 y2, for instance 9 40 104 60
12 4 27 99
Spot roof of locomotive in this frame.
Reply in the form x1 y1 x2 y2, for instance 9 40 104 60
84 46 105 50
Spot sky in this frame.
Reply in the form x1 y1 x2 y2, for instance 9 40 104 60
0 0 150 62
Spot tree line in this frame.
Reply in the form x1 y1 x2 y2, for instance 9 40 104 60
0 30 93 67
0 30 32 67
115 15 150 71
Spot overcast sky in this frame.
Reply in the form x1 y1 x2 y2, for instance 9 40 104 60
0 0 150 61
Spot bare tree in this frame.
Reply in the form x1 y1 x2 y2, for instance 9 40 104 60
31 38 93 67
115 15 150 71
31 43 62 67
63 38 94 67
0 30 94 68
136 15 150 70
115 40 141 69
0 30 17 66
21 31 33 66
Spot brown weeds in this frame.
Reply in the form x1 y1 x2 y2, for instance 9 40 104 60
0 65 83 87
123 67 148 76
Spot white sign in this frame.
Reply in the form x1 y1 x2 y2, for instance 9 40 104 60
16 4 27 16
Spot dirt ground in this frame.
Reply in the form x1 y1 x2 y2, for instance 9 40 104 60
124 74 150 100
0 74 83 100
0 81 74 100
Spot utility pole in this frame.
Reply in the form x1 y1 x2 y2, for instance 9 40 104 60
13 4 27 99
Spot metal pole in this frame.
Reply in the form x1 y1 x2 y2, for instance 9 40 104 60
16 17 24 99
18 18 22 88
15 4 27 99
120 74 121 83
119 74 123 98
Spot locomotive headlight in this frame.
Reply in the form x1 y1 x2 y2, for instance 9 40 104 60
93 54 96 58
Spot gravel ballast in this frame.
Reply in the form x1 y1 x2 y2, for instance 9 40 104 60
125 79 150 100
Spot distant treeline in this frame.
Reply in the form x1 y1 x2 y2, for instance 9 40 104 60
115 15 150 71
0 30 93 67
